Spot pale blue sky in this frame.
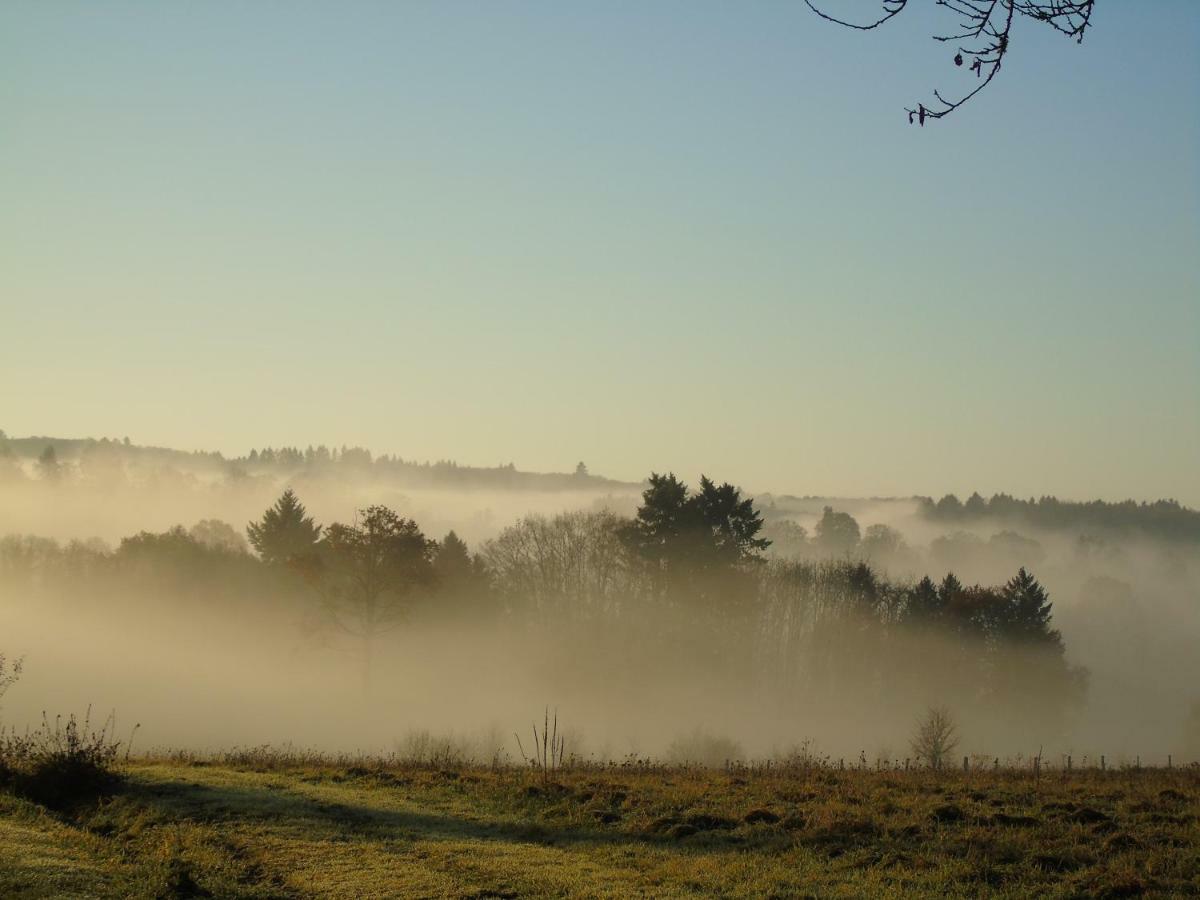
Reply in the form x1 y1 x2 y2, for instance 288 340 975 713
1 2 1197 503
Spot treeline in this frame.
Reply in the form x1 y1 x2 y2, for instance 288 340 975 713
0 431 633 492
1 476 1086 735
235 446 628 491
919 492 1200 542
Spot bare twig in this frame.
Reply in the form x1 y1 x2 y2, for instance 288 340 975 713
806 0 1096 123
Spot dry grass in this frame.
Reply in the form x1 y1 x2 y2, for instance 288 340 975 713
0 754 1196 898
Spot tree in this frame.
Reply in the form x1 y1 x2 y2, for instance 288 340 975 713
295 506 436 685
620 473 769 604
763 519 809 558
989 531 1046 570
860 523 904 559
806 0 1095 124
189 519 250 555
901 575 943 625
999 567 1058 644
246 489 321 564
484 511 632 624
432 530 491 620
574 461 589 478
930 530 986 573
435 530 472 579
695 476 771 565
617 474 770 667
814 506 860 557
989 568 1086 736
36 445 62 483
935 494 964 517
623 473 693 562
910 706 959 769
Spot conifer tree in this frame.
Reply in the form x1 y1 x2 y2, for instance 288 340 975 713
246 488 321 564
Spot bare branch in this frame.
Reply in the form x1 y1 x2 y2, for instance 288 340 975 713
806 0 1096 124
803 0 908 31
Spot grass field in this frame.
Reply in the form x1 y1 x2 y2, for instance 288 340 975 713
0 757 1196 898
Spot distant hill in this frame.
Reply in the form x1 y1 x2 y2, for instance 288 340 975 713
0 433 642 493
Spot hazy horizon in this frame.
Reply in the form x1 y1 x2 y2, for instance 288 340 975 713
5 430 1200 509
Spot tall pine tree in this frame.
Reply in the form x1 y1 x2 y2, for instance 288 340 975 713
246 488 321 564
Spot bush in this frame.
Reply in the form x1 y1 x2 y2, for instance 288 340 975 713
0 708 122 810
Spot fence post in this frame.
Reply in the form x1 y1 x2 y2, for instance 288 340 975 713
1168 755 1172 770
1067 755 1072 774
1101 755 1106 772
994 757 999 773
963 755 969 774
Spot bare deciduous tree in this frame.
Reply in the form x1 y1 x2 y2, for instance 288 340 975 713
911 705 960 768
806 1 1096 124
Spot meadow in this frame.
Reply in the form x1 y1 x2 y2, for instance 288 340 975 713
1 753 1196 898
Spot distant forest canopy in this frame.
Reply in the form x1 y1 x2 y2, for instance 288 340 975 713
0 432 637 492
2 433 1197 542
917 492 1200 543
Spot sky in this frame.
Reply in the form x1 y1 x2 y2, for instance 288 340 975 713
1 1 1197 504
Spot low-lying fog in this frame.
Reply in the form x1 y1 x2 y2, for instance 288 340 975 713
1 446 1197 767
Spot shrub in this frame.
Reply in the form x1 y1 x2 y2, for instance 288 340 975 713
396 730 472 768
0 708 122 810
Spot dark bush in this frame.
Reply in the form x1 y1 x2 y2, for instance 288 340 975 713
0 708 123 810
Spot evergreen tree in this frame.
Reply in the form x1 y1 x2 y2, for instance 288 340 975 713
1000 567 1060 645
620 472 769 631
902 575 943 624
246 488 321 564
695 476 770 566
621 473 769 580
434 530 473 580
432 530 491 619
